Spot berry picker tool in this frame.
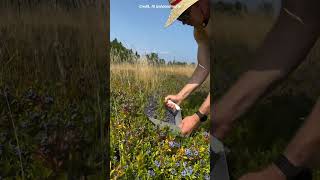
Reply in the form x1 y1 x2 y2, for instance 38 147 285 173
145 96 230 179
210 135 230 180
145 99 189 137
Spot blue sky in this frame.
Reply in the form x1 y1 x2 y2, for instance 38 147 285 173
110 0 198 63
110 0 280 63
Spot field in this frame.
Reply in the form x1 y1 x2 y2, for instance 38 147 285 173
110 12 320 179
0 6 107 179
110 63 210 179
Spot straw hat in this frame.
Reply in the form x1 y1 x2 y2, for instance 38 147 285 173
164 0 199 28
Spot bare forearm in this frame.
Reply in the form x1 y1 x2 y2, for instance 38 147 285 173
178 65 209 100
213 7 320 127
214 70 282 124
199 93 210 115
284 98 320 168
179 37 210 100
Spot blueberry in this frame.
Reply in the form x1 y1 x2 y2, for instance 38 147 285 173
183 162 187 167
44 96 54 104
154 160 161 168
14 146 21 156
169 141 175 148
186 166 193 175
146 150 151 155
181 170 187 177
25 89 37 100
171 169 177 175
194 150 199 156
148 169 155 176
174 142 181 148
185 148 193 157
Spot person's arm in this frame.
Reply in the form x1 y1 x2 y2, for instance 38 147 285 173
176 32 210 100
179 93 210 135
165 28 210 106
284 98 320 168
212 3 320 139
189 93 210 124
238 99 320 180
199 93 210 116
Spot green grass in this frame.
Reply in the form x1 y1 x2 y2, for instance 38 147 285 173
0 7 107 179
110 64 210 179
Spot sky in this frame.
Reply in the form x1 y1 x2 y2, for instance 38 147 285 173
110 0 281 63
110 0 198 63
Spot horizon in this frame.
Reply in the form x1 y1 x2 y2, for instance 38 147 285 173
110 0 281 63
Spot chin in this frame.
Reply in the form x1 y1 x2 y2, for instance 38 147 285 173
189 22 200 27
194 24 203 28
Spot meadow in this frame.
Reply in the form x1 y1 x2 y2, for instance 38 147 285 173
0 6 107 179
110 63 211 179
110 11 320 179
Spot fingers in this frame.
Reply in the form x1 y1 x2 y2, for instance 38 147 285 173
169 104 176 110
178 121 188 135
178 117 196 136
180 126 188 136
164 95 181 104
164 95 173 103
165 102 176 110
164 95 178 110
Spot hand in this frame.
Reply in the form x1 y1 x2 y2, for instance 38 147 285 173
164 94 183 110
211 103 233 140
178 114 201 136
239 164 286 180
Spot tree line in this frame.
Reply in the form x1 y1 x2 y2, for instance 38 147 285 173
110 38 193 66
213 0 275 16
0 0 106 11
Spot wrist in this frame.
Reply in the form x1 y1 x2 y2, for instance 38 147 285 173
270 163 287 179
273 153 307 180
192 113 201 123
283 151 305 168
198 108 208 116
195 110 208 122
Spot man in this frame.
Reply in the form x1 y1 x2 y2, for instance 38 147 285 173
212 0 320 179
164 0 212 136
165 0 320 179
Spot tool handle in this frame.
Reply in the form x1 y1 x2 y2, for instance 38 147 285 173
167 100 181 110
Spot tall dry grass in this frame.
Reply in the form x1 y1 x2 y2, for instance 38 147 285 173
0 5 108 178
0 7 107 101
111 63 210 92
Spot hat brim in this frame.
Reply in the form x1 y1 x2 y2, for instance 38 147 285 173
164 0 199 28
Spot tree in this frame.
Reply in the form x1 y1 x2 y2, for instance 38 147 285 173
146 52 160 65
258 1 274 15
213 1 247 15
110 38 139 64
